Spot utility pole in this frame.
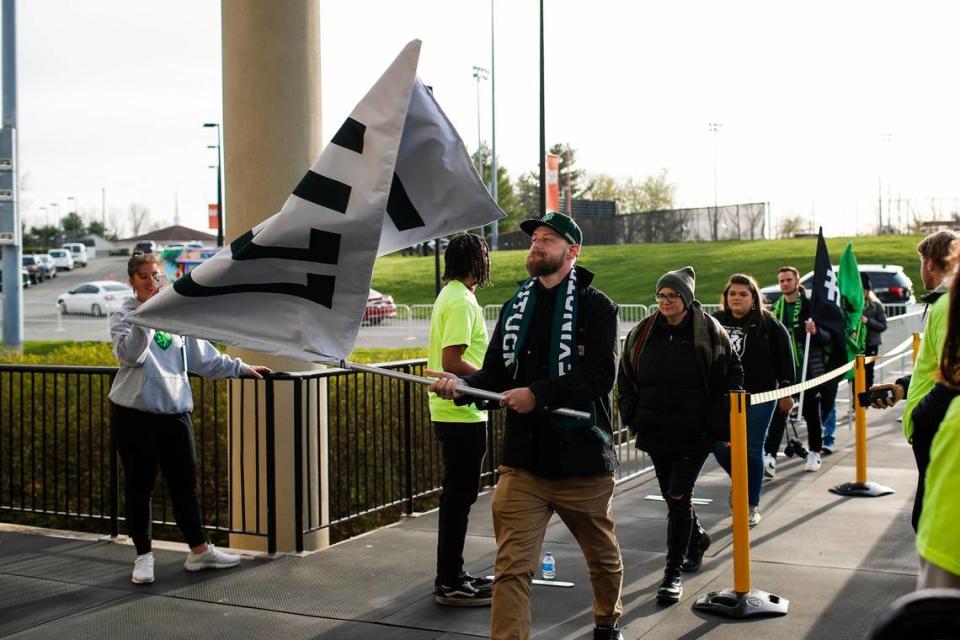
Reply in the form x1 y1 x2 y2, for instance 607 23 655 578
538 0 545 219
489 0 499 249
0 0 22 349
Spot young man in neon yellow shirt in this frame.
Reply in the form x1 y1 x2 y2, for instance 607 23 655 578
871 230 959 531
427 233 494 606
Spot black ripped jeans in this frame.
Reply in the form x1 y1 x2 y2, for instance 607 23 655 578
649 452 709 571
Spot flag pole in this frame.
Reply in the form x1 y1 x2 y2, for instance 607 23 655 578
340 360 591 420
795 332 812 418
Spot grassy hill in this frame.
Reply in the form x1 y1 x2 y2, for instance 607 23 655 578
373 235 925 307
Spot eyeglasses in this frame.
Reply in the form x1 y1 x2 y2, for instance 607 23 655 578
655 292 681 303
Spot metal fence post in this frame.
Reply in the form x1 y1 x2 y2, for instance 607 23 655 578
402 366 414 516
264 378 277 555
293 379 304 553
108 373 119 538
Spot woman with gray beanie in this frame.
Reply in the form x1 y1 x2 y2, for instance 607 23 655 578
617 266 743 604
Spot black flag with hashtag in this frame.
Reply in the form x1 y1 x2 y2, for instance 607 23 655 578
810 227 846 340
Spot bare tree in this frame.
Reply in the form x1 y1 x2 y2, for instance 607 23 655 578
128 202 152 237
778 215 807 238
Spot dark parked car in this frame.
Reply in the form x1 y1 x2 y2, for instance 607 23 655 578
22 255 44 284
760 264 915 309
133 241 161 254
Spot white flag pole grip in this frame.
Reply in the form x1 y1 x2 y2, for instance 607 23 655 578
341 360 592 420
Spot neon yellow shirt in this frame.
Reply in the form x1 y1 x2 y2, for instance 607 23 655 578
428 280 488 423
903 292 950 441
917 395 960 576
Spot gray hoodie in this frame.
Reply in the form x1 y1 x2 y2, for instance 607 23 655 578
109 297 247 414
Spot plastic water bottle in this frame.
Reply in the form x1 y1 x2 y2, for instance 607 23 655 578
541 551 556 579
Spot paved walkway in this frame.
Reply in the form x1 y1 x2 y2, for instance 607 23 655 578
0 407 918 639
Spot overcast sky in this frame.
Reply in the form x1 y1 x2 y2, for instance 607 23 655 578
15 1 960 238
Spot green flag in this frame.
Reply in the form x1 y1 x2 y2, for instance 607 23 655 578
839 243 865 380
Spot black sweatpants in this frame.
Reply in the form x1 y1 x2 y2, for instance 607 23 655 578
112 402 206 555
433 421 487 585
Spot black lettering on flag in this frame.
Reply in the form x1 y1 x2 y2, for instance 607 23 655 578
173 272 336 308
293 171 351 214
330 117 365 154
386 173 426 231
231 228 341 265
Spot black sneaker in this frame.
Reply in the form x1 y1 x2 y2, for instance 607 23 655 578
435 581 493 607
593 624 624 640
462 572 493 593
656 569 683 604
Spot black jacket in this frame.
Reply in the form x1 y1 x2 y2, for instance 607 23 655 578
863 299 887 347
713 309 794 394
617 304 744 456
461 266 619 479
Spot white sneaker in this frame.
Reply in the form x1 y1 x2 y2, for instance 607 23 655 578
184 544 241 572
763 453 777 479
804 451 822 472
748 507 762 527
132 552 155 584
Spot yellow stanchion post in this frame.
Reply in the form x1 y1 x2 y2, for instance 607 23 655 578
912 332 921 364
829 355 895 497
694 392 789 618
855 355 868 485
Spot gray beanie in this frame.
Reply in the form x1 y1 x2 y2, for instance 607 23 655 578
656 266 696 307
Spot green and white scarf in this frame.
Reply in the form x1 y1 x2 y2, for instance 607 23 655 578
773 295 804 378
500 268 596 430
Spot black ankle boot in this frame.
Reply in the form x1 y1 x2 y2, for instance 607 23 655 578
681 524 711 573
656 567 683 603
593 623 624 640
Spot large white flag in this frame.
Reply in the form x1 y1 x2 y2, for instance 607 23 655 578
132 40 504 364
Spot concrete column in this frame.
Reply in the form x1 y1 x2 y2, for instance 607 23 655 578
221 1 328 552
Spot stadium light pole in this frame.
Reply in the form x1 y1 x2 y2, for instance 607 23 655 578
204 122 224 246
471 66 488 166
709 122 722 218
489 0 499 249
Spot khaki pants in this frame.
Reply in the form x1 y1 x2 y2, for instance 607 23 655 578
490 466 623 640
918 556 960 590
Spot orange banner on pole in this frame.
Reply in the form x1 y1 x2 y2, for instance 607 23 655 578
545 153 560 212
208 204 219 230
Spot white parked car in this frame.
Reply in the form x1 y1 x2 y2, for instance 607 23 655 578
49 248 75 271
57 280 133 317
61 242 88 267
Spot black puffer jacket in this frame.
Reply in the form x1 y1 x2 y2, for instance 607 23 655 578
461 266 619 479
617 304 744 456
863 299 887 347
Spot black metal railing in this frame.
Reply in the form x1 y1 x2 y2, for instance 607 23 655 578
0 361 651 553
0 364 272 547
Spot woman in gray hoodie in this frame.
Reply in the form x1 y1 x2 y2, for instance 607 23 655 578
109 251 270 585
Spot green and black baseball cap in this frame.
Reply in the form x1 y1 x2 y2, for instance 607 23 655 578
519 211 583 246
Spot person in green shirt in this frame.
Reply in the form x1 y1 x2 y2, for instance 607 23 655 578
427 233 494 606
915 261 960 589
870 230 959 531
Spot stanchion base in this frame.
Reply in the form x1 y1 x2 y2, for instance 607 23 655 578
829 481 896 497
693 588 789 618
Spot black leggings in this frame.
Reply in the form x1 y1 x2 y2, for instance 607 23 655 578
112 403 206 555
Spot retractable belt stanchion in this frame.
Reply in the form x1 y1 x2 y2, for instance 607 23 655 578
829 355 895 497
694 391 789 618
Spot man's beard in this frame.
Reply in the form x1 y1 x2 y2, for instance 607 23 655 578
526 251 564 277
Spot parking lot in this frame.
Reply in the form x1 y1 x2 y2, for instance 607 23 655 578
0 255 130 342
